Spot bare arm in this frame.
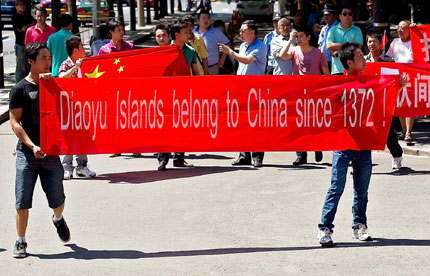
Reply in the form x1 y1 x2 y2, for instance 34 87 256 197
218 43 256 64
203 58 209 75
191 63 200 76
327 42 343 51
10 108 46 158
59 58 83 78
322 65 330 75
278 31 297 60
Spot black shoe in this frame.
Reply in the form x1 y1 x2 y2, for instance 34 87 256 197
293 157 307 166
13 240 27 258
158 161 167 171
53 216 71 243
231 158 252 166
315 152 323 162
253 159 263 168
173 161 194 168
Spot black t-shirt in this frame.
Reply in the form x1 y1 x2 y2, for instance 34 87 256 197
12 13 36 46
9 79 40 152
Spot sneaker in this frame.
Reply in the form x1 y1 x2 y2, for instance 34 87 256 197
158 161 167 171
63 170 73 180
13 240 27 258
392 156 403 170
352 224 373 241
76 166 96 178
317 229 334 247
53 216 71 243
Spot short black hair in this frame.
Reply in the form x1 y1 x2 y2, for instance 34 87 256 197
242 20 258 35
59 14 73 28
182 14 194 24
154 24 170 36
340 42 361 70
65 36 82 56
107 20 123 33
295 25 313 38
99 23 110 39
197 10 210 19
340 5 354 14
213 19 225 29
367 31 382 42
25 42 48 69
35 7 47 16
169 20 188 39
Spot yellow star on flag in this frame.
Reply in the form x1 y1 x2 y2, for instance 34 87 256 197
113 58 121 65
85 65 105 78
118 65 125 74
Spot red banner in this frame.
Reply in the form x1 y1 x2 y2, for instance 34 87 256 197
364 62 430 117
410 25 430 64
80 45 191 78
39 75 399 155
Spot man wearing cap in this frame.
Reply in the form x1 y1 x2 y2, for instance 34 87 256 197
318 4 338 71
263 13 282 75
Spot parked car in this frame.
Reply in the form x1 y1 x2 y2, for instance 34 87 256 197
113 0 154 7
235 0 274 21
38 0 68 15
77 0 109 24
1 0 15 27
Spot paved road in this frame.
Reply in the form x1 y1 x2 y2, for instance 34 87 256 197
0 122 429 275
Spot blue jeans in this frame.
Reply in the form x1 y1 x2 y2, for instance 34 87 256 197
15 150 65 210
318 150 372 232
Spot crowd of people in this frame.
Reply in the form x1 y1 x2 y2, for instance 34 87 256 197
8 0 417 258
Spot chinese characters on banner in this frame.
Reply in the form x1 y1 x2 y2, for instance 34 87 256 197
39 75 399 155
410 25 430 64
364 62 430 117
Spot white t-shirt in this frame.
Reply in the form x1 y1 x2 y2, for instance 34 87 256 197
387 38 413 63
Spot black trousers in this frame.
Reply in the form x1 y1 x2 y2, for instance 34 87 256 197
387 120 403 158
157 153 185 164
238 152 264 162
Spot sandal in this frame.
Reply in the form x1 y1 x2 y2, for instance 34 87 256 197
404 132 412 142
398 132 405 140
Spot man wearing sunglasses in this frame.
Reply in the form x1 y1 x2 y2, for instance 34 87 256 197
326 5 363 75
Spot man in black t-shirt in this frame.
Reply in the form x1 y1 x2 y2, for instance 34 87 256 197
9 42 70 258
12 0 36 83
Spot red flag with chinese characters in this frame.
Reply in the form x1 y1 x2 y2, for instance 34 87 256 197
410 25 430 63
80 45 190 78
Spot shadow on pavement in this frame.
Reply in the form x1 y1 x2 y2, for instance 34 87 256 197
120 153 233 160
31 238 430 259
31 244 323 260
0 248 6 253
263 164 329 170
96 166 256 184
372 167 430 176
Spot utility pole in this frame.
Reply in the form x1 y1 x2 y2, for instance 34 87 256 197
0 7 4 88
117 0 125 30
154 0 160 20
52 0 62 30
92 0 101 39
130 0 137 30
373 0 390 46
160 0 167 17
138 0 145 26
146 0 152 24
68 0 79 34
170 0 174 14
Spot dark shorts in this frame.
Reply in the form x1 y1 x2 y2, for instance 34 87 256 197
15 150 65 210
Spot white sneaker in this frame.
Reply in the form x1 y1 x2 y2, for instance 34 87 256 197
63 170 73 180
317 229 333 247
352 224 373 241
392 156 402 169
76 166 96 178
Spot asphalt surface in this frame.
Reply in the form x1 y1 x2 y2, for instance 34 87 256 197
0 121 429 275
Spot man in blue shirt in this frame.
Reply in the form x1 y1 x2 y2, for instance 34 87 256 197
263 13 281 75
219 20 267 167
47 14 73 77
194 11 230 75
318 4 338 72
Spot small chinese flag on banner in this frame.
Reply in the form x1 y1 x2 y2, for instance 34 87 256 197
410 25 430 63
381 30 388 50
80 45 190 79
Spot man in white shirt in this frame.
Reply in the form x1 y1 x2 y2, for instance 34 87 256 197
387 20 415 142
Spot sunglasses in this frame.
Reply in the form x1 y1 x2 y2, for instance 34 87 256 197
342 12 353 16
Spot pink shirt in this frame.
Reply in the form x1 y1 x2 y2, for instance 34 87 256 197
289 46 328 75
97 40 134 55
25 23 56 45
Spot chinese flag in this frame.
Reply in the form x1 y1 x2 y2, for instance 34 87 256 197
410 25 430 63
80 45 190 79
